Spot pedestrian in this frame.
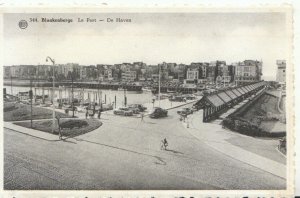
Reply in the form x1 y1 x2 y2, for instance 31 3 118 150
56 116 62 140
58 129 62 140
92 109 95 118
141 112 144 122
85 108 88 119
98 109 101 119
182 114 186 122
163 138 168 150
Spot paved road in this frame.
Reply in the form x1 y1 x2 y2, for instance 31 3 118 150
4 104 286 190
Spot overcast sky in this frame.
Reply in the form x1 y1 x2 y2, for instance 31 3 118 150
4 12 289 80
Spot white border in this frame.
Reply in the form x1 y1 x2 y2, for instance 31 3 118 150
0 4 297 197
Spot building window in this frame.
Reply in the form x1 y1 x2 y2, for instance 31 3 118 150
244 67 250 72
283 70 285 73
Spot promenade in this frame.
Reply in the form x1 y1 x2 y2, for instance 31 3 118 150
4 99 286 190
4 98 199 140
185 111 286 179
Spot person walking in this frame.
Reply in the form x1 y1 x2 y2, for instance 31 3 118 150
58 129 62 140
141 112 144 122
92 109 95 118
85 108 88 119
160 138 168 150
98 109 102 119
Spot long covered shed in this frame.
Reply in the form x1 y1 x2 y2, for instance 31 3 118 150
194 81 266 122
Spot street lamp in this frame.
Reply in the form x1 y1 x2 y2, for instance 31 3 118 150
71 68 75 118
158 64 161 107
10 67 13 96
46 56 55 134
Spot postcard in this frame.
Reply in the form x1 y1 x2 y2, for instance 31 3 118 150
0 6 295 197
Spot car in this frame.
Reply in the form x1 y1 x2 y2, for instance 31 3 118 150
76 106 86 113
20 100 30 105
127 106 140 114
113 107 133 116
101 104 114 111
192 104 200 111
63 105 77 111
169 95 186 102
149 107 168 118
40 102 52 107
177 107 193 116
183 95 196 100
128 104 147 112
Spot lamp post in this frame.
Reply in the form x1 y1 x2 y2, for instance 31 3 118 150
30 77 33 128
10 67 13 96
98 78 102 111
46 56 56 134
71 68 75 118
158 64 161 107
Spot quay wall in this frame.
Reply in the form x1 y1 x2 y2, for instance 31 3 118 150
223 89 286 138
4 80 201 93
4 80 142 92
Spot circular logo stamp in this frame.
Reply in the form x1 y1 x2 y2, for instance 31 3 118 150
18 20 28 29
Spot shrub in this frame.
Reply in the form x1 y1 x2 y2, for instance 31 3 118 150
223 117 263 137
60 120 88 129
4 102 18 112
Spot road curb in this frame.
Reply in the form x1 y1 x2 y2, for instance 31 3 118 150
4 122 60 141
276 146 287 159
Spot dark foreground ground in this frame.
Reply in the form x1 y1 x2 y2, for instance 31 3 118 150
4 104 286 190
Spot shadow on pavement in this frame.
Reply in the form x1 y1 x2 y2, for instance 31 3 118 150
144 121 156 124
165 149 184 155
98 118 109 121
69 137 167 165
154 157 166 165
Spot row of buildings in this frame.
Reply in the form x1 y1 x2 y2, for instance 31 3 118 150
3 60 263 86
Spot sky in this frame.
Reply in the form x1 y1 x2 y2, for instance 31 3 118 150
3 12 289 80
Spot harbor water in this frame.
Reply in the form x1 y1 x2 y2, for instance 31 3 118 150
4 86 155 108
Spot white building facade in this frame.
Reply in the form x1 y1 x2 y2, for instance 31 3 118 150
276 60 286 84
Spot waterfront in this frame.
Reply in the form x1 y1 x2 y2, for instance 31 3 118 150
4 86 154 108
3 81 287 190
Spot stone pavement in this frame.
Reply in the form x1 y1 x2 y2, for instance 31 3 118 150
184 110 286 179
4 98 199 141
4 105 286 190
